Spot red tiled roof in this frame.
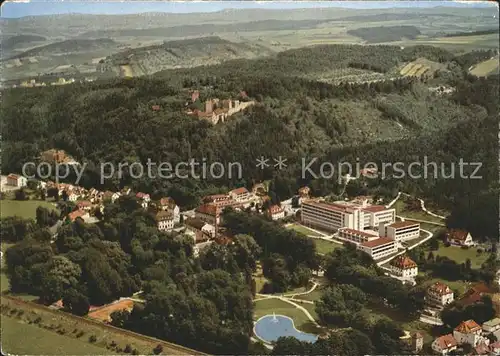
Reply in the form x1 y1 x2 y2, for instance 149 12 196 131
77 201 92 207
490 341 500 349
195 204 220 217
474 342 489 355
152 105 160 111
388 221 419 229
68 209 86 222
428 282 453 296
156 211 173 221
339 228 378 238
230 187 249 195
160 197 176 207
454 320 481 334
434 334 457 350
136 192 149 199
7 174 19 179
268 205 284 214
362 205 389 213
360 237 394 248
446 229 470 242
390 255 417 269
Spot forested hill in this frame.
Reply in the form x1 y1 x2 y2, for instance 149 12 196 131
1 44 497 240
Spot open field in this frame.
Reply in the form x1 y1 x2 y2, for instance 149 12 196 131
1 316 112 355
0 199 59 219
1 295 203 355
314 239 343 255
469 56 499 77
286 223 322 237
433 242 489 269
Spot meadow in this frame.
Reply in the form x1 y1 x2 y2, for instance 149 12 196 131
0 199 59 219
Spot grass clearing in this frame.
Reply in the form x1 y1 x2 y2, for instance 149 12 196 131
0 199 59 219
286 223 322 237
394 200 445 223
433 242 489 269
1 316 112 355
469 56 499 77
314 239 343 255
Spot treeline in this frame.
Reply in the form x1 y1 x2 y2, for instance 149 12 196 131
348 25 421 43
443 28 499 37
453 49 497 70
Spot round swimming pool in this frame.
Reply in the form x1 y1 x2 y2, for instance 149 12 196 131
254 314 318 344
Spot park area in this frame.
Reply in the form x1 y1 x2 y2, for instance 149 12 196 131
432 242 489 269
286 223 322 237
1 199 58 219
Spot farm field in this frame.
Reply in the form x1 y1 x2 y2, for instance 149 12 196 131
469 56 499 77
1 316 112 355
0 199 59 219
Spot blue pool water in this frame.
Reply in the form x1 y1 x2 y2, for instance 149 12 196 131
254 315 319 344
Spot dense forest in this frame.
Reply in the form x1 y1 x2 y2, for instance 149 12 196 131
1 43 498 242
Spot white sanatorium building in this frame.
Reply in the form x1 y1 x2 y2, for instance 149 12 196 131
301 198 395 232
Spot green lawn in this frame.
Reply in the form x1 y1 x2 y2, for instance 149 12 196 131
253 298 321 334
394 200 445 223
314 239 343 255
1 316 111 355
433 242 489 269
420 277 469 297
286 224 322 237
1 199 59 219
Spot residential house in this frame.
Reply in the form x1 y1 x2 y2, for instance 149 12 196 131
159 197 180 223
432 334 458 355
252 183 267 196
67 209 89 222
453 320 485 347
195 204 221 225
457 283 495 307
446 229 474 247
136 192 150 209
482 318 500 334
426 282 454 310
185 218 210 243
103 191 120 203
229 187 251 203
77 201 93 211
473 341 490 355
6 174 27 188
390 255 418 278
268 205 285 220
152 105 161 111
411 332 424 353
155 211 174 232
298 186 310 198
67 191 79 202
490 341 500 355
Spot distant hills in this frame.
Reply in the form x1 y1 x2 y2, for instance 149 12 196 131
8 38 118 59
1 34 47 51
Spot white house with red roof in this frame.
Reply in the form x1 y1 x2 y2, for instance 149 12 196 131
136 192 150 209
159 197 180 223
267 205 285 220
229 187 251 203
446 229 474 247
77 200 93 211
389 255 418 278
155 211 174 232
426 282 454 310
432 334 458 355
453 320 486 347
6 174 27 188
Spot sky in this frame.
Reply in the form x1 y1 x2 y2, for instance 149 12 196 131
1 1 497 19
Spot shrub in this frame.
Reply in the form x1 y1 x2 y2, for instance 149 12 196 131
89 335 97 343
34 317 42 324
76 331 85 338
461 245 469 250
124 344 132 353
110 341 117 348
17 310 24 316
131 349 139 355
72 328 78 333
153 344 163 355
